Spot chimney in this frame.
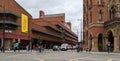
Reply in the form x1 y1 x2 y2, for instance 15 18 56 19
67 22 71 29
39 10 45 18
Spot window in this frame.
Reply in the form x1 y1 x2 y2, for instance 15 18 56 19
109 10 114 20
98 0 102 5
5 29 12 33
98 10 102 21
109 0 115 2
90 0 92 6
90 11 92 23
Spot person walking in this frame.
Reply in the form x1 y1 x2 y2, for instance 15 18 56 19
26 45 29 53
13 42 16 52
107 41 110 54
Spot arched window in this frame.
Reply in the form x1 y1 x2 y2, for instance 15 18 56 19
98 10 102 21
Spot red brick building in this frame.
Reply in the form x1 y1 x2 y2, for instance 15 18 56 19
0 0 77 50
83 0 120 52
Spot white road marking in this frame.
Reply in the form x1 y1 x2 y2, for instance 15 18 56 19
69 59 78 61
107 59 112 61
34 58 44 61
7 54 31 58
7 54 20 58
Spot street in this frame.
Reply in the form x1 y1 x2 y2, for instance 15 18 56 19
0 50 120 61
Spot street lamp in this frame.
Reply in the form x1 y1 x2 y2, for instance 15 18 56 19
0 5 5 53
77 19 83 49
77 19 83 42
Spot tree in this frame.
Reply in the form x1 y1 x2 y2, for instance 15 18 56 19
37 36 42 46
37 36 42 53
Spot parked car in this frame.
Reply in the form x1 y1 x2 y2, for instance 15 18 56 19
52 45 59 51
60 43 68 51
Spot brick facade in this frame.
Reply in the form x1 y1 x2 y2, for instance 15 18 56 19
0 0 77 50
83 0 120 52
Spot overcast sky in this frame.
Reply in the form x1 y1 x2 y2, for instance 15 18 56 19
15 0 83 37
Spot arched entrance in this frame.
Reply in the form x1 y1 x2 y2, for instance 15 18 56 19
98 33 103 51
108 31 114 52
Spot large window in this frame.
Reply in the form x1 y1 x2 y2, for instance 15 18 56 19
109 10 114 20
90 0 92 6
98 0 102 5
90 11 92 23
98 10 102 21
109 0 115 2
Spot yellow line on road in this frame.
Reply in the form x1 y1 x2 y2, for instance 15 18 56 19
69 59 78 61
34 58 44 61
107 59 112 61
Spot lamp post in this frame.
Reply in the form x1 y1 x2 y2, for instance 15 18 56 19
77 19 83 50
0 5 5 53
77 19 83 42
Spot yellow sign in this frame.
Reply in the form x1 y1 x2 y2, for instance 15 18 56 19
21 14 28 33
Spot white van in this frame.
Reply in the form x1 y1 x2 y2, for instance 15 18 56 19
60 43 68 51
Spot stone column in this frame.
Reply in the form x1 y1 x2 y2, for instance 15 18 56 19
92 38 98 52
88 40 90 49
91 39 94 51
114 36 119 52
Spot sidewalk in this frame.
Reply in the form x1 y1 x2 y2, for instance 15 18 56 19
84 51 120 55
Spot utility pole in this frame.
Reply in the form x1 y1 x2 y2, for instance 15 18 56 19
0 5 5 53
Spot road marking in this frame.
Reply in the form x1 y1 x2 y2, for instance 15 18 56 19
34 58 44 61
107 59 112 61
69 59 78 61
7 54 31 58
7 54 20 58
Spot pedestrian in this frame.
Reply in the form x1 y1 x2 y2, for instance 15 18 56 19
13 42 16 52
26 45 29 53
107 41 110 54
0 46 2 52
15 42 19 52
77 45 80 53
38 46 41 53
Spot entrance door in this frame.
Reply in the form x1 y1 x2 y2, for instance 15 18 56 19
108 31 114 52
98 34 103 51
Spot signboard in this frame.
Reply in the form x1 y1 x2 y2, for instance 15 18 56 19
21 14 28 33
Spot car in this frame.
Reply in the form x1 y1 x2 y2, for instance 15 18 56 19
52 45 59 51
60 43 68 51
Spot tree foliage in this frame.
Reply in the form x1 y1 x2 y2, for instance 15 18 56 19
37 36 42 46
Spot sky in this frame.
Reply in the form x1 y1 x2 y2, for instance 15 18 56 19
15 0 83 41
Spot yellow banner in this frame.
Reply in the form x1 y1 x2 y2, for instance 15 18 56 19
21 14 28 33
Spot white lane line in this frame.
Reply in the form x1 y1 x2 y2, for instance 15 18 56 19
34 58 44 61
69 59 78 61
7 54 31 58
7 54 20 58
